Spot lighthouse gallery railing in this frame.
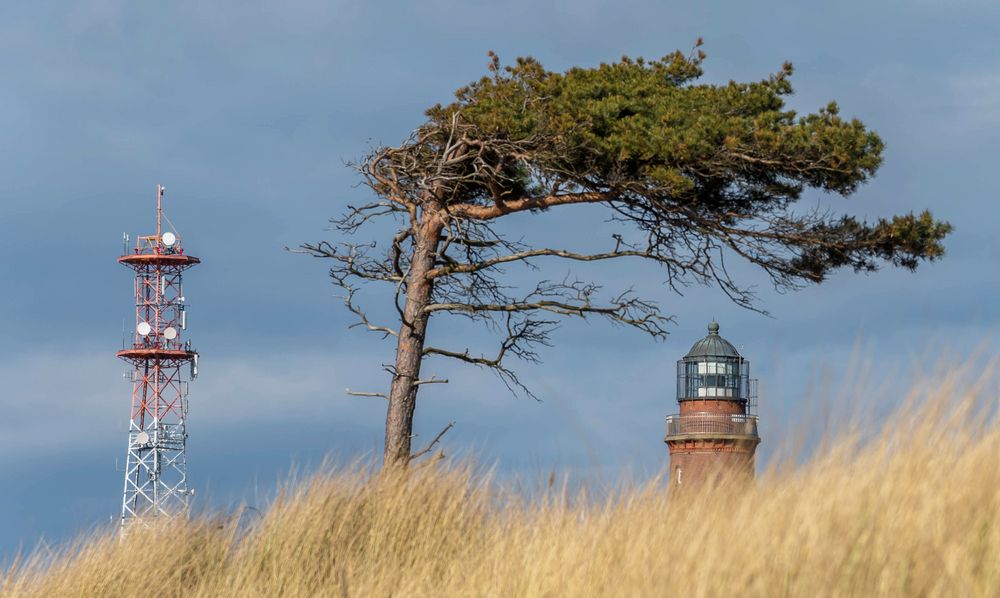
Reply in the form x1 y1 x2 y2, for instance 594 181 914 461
665 413 759 437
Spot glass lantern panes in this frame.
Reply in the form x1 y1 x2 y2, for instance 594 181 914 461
695 360 738 397
677 357 751 401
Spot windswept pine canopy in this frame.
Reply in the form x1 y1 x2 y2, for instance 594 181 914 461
410 48 950 285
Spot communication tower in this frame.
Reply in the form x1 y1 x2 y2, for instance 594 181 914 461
664 322 761 488
117 184 200 523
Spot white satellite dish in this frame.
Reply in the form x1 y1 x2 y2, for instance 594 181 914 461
161 231 176 247
135 431 150 445
163 327 178 340
137 321 152 336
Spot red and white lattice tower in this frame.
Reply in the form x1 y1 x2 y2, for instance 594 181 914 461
117 184 200 523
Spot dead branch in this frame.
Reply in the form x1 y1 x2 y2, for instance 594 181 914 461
422 315 553 399
345 388 388 400
414 377 449 386
334 201 408 235
296 241 404 284
423 346 502 367
425 246 678 279
425 279 672 340
341 287 398 338
408 421 455 462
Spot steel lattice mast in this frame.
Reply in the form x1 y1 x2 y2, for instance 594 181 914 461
117 184 200 523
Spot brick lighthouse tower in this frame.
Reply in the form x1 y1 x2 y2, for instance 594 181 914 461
664 322 760 488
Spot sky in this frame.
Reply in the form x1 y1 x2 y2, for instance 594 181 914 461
1 0 998 556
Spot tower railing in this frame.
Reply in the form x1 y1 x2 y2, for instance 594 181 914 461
665 413 760 438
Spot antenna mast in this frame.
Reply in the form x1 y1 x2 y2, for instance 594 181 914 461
116 184 200 525
156 184 164 240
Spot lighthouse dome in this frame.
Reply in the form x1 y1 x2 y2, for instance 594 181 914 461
676 321 750 402
684 321 741 359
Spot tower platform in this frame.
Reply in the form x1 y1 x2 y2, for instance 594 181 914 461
118 253 200 267
116 348 197 361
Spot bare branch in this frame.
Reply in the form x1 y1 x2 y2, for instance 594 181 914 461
422 314 554 400
414 377 449 386
408 421 455 462
341 287 399 338
345 388 388 400
425 279 672 340
296 241 404 284
426 246 676 279
423 346 502 367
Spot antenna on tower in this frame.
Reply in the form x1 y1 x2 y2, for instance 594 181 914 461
156 184 165 241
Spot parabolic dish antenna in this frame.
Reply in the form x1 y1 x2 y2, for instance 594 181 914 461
135 431 150 445
161 231 176 247
163 327 178 340
137 321 152 336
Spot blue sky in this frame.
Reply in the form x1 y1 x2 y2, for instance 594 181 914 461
1 0 997 555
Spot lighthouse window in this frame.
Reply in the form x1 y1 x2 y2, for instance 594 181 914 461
698 362 723 375
699 362 737 376
684 360 742 399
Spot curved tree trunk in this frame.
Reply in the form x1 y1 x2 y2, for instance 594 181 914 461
383 218 442 466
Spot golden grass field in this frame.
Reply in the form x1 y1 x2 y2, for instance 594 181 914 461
3 366 998 597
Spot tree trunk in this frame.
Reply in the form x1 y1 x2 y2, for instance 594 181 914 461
383 218 443 466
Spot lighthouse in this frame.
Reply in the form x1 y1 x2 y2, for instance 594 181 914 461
664 322 760 488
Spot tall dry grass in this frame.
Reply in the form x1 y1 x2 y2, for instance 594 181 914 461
3 366 999 597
